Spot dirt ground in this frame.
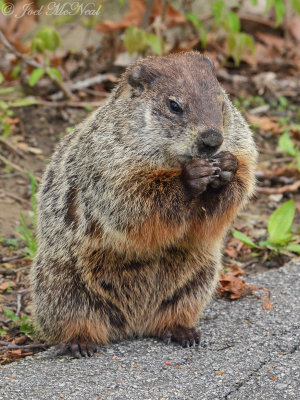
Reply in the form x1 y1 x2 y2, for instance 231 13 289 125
0 96 299 323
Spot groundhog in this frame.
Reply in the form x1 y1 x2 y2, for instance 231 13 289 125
31 51 257 357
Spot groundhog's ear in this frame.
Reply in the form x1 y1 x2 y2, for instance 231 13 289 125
128 65 158 91
204 56 215 73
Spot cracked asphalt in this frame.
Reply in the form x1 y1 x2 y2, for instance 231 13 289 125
0 263 299 400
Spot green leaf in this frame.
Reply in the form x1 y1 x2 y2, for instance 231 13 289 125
227 33 236 56
274 0 285 26
285 243 300 254
146 33 164 56
267 200 295 244
241 33 255 54
231 229 258 248
124 26 147 55
11 63 21 78
258 240 281 251
31 37 46 53
265 0 275 11
0 0 10 15
35 27 61 51
20 316 34 335
29 68 45 87
47 67 62 83
9 98 38 108
250 0 258 4
212 0 225 24
278 132 296 157
296 152 300 172
0 87 14 95
291 0 300 14
278 96 288 108
227 12 241 33
186 13 207 46
2 307 19 323
0 71 4 84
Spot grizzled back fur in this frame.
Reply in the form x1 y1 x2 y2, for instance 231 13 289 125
31 51 257 346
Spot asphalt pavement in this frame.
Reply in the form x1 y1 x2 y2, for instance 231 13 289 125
0 263 299 400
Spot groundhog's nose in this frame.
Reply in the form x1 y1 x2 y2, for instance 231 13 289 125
198 129 223 155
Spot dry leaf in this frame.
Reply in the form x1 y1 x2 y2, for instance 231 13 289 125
256 32 286 52
246 115 282 135
96 0 184 33
247 285 273 310
219 274 246 299
288 16 300 42
231 265 246 277
0 282 11 292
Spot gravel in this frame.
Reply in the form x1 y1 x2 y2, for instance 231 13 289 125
0 263 299 400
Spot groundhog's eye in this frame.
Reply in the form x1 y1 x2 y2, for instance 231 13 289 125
168 99 183 114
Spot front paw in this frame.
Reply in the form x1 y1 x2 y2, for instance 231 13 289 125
182 158 220 194
54 342 99 358
209 151 238 188
161 326 201 348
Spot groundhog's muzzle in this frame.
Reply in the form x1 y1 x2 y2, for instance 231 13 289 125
195 128 223 157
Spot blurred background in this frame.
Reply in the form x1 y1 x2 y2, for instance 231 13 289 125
0 0 299 362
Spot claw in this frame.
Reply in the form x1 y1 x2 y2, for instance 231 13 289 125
53 342 98 358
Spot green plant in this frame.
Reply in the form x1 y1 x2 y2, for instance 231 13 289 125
0 97 37 137
265 0 300 27
232 200 300 255
185 13 207 47
2 307 34 335
29 27 62 87
0 237 19 249
124 26 165 56
212 1 255 66
17 172 38 259
278 131 300 172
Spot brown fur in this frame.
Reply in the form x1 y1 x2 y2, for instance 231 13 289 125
31 52 257 354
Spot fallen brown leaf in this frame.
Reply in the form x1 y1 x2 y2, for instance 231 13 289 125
0 282 11 292
256 32 286 53
96 0 185 33
288 16 300 42
246 115 282 135
231 265 246 277
247 285 273 310
219 274 246 299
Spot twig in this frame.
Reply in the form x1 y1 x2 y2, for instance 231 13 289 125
0 154 41 182
50 73 116 101
0 31 40 69
37 99 105 108
0 31 74 100
239 13 281 29
0 189 31 206
0 137 24 158
141 0 156 29
257 180 300 194
0 255 25 264
0 341 51 351
162 0 169 23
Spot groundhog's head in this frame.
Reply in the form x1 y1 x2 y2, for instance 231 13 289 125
113 51 231 165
